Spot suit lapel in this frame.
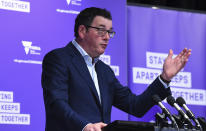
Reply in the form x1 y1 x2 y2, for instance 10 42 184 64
66 43 101 107
95 61 106 115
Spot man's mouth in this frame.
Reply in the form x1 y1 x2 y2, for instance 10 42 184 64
101 44 107 49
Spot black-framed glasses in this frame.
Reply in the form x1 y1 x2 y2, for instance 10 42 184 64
86 25 116 38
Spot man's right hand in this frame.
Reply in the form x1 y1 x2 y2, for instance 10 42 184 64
83 122 107 131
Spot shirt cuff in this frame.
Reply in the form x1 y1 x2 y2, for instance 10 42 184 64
158 75 169 88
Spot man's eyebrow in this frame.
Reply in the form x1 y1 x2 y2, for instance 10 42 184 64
98 24 114 30
98 24 106 27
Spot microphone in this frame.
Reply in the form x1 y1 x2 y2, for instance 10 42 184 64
167 95 193 127
152 95 178 129
176 97 202 130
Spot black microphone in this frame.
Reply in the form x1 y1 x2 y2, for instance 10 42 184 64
176 97 202 130
167 95 193 127
152 95 178 129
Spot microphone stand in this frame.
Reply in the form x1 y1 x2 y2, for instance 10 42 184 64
155 112 179 130
155 112 169 128
197 117 206 131
172 113 194 130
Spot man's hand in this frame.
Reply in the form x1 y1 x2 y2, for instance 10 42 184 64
83 122 107 131
161 48 191 81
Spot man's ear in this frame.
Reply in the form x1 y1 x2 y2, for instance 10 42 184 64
78 25 87 39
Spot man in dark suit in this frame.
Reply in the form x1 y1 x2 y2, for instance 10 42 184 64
41 7 191 131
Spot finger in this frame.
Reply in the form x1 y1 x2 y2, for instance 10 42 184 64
176 48 188 63
182 48 192 61
99 123 107 128
182 48 190 56
185 52 191 61
96 122 107 128
167 49 173 59
177 48 187 58
97 122 106 125
186 49 192 58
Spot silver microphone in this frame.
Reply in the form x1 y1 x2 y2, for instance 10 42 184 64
176 97 202 130
167 95 193 127
152 95 178 129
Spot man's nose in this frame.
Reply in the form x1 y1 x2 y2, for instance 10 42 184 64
103 32 110 40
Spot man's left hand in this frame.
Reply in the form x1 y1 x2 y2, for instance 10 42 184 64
161 48 191 81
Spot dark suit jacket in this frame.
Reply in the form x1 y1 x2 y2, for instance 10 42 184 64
41 42 171 131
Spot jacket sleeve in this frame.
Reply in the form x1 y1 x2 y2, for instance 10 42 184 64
41 50 89 130
109 67 171 117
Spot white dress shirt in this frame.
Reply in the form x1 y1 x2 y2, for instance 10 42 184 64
72 40 101 103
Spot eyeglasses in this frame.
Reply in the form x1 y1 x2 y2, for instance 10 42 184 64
86 25 116 38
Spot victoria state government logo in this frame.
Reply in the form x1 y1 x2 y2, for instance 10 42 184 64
56 0 82 14
22 41 41 55
13 40 42 64
66 0 82 6
66 0 71 5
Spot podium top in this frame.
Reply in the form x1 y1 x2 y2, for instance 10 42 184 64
102 120 155 131
102 120 201 131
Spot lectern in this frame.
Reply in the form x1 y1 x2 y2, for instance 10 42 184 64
102 120 201 131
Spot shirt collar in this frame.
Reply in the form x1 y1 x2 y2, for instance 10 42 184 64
72 39 99 64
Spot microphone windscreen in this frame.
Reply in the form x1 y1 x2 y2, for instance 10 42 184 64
152 95 161 104
167 95 176 107
176 97 186 107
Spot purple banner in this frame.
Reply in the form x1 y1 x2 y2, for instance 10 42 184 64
127 5 206 122
0 0 127 130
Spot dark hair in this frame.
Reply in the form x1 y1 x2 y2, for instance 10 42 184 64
74 7 112 38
